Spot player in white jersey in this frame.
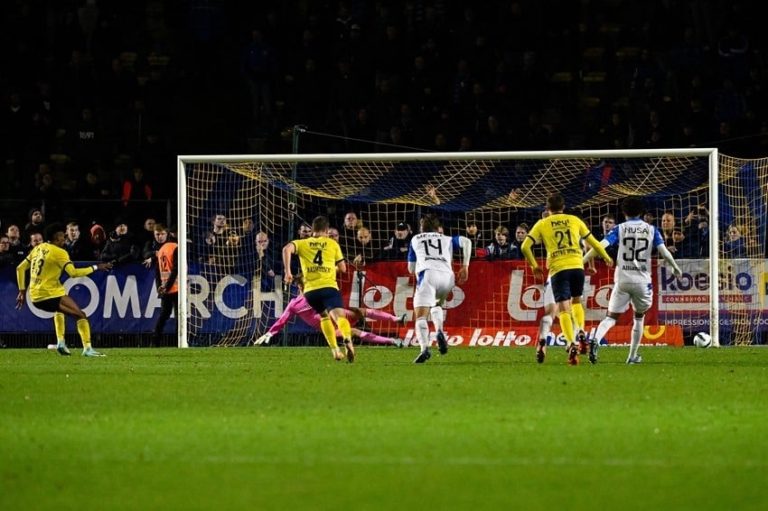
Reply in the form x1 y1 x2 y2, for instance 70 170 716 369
583 197 682 364
407 214 472 363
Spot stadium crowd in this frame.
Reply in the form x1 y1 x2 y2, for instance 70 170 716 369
2 1 768 265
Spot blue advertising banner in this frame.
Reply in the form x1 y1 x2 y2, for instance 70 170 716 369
0 264 172 334
0 264 301 337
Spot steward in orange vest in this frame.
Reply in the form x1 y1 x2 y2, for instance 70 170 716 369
152 224 178 346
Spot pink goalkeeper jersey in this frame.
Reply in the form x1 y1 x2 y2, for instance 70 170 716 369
268 294 324 334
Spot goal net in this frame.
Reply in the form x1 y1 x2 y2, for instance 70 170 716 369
177 150 767 348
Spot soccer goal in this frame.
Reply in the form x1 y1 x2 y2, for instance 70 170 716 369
177 149 768 349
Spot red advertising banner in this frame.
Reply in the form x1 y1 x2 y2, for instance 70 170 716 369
392 326 682 348
340 260 683 347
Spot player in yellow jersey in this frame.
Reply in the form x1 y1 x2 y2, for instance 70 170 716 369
16 223 113 356
282 215 355 362
521 193 613 365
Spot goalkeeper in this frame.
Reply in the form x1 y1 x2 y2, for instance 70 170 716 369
254 275 406 348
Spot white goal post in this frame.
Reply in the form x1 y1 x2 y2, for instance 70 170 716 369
175 148 746 349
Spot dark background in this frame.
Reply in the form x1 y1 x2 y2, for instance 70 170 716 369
1 0 767 231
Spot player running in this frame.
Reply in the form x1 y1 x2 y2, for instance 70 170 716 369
583 196 682 364
282 215 356 362
15 223 112 356
407 214 472 363
521 193 613 365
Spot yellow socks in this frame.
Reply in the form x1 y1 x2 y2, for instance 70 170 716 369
319 316 338 349
336 316 352 342
76 319 92 349
558 311 575 345
572 302 585 333
54 313 65 342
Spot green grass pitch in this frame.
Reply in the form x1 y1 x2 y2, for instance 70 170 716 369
1 346 766 511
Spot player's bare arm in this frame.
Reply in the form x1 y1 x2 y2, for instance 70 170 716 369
520 236 544 282
585 235 613 266
456 235 472 284
282 242 296 283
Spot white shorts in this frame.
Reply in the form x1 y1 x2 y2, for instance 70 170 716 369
413 270 455 308
608 281 653 315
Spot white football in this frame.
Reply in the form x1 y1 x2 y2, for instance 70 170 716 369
693 332 712 348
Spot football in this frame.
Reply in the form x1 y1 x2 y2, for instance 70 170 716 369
693 332 712 348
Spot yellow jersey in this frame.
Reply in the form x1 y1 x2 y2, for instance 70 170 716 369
291 236 344 293
525 213 595 276
16 243 95 302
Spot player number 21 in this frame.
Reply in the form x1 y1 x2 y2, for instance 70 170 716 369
554 230 573 249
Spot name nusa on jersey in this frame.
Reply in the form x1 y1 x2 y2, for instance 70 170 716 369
408 232 461 273
604 218 664 284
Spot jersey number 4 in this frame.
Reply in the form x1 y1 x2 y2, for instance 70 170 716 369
312 250 323 265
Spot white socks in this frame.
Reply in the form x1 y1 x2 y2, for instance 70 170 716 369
415 318 430 352
430 306 444 333
595 316 617 343
629 316 645 359
538 314 553 341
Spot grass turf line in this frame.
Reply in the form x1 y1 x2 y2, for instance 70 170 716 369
1 346 766 511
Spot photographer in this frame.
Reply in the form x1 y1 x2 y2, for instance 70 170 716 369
99 218 140 265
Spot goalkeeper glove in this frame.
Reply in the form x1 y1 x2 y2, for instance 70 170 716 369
254 332 273 345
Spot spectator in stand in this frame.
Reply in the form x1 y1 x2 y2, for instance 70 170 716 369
226 230 241 247
643 211 656 226
352 226 376 268
598 214 618 262
328 227 340 242
671 228 691 258
64 221 93 261
79 171 111 200
511 223 529 260
289 223 312 276
200 213 228 263
241 218 256 238
78 171 112 222
486 226 517 260
660 211 676 250
683 205 710 257
100 218 140 265
381 222 412 260
24 208 45 242
28 232 44 250
465 220 484 258
129 167 150 205
152 224 178 346
139 217 157 247
339 211 361 256
121 165 153 208
208 214 228 245
256 231 276 291
5 225 26 264
89 224 107 260
0 236 15 267
723 223 747 257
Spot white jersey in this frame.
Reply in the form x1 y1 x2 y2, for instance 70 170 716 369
407 232 461 274
603 218 665 284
